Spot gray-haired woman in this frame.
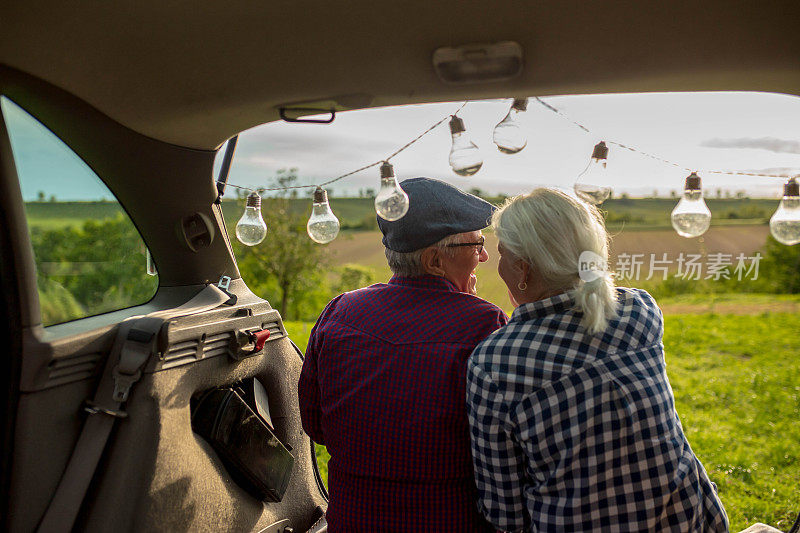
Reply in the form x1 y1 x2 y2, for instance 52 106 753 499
466 188 728 532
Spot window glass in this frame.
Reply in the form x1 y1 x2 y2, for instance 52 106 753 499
1 96 158 326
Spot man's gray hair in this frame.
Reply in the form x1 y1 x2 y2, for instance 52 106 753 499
385 234 461 276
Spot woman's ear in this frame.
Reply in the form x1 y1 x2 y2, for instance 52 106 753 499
517 259 530 281
420 247 446 276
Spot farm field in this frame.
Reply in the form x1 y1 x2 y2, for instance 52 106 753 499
285 306 800 532
327 226 771 315
25 197 778 230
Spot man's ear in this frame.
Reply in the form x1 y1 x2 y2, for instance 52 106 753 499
420 247 446 276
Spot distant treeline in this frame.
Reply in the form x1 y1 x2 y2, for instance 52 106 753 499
26 197 779 233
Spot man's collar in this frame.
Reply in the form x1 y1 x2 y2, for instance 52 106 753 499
388 274 460 293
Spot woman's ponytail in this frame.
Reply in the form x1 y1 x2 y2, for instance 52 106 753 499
573 274 618 335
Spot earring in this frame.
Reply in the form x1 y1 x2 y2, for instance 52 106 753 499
517 281 527 291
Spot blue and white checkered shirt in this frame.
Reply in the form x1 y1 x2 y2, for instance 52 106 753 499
467 288 728 532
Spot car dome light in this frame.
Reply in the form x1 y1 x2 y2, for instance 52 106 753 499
433 41 523 84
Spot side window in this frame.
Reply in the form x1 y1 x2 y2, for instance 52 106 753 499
1 97 158 326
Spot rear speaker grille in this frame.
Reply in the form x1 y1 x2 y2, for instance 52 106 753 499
161 331 232 368
46 352 103 386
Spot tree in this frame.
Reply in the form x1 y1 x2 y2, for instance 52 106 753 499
468 187 485 199
233 168 332 319
30 215 158 324
755 235 800 293
332 264 376 295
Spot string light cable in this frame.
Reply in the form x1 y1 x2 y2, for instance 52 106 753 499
223 101 468 197
220 96 799 245
532 96 798 181
223 102 467 244
532 96 800 241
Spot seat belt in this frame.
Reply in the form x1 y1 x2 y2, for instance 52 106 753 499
37 284 231 533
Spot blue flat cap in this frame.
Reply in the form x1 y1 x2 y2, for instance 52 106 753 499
378 177 496 252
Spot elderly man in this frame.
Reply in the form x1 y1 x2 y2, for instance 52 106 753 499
298 178 508 532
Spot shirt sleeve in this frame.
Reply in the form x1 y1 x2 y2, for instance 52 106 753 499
466 359 528 532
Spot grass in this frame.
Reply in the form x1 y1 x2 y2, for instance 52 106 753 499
663 313 800 531
23 201 126 229
285 308 800 531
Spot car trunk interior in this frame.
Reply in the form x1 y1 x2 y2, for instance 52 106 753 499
0 1 798 531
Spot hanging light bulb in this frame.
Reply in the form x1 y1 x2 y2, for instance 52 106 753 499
671 172 712 238
236 191 268 246
769 177 800 245
574 141 613 205
375 161 410 221
448 115 483 176
307 187 340 244
493 98 528 154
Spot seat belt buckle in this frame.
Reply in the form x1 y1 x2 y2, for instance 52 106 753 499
110 327 153 402
112 366 143 402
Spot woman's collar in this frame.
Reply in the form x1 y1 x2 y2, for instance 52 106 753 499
510 291 574 322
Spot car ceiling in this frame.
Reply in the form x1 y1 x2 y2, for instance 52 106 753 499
1 1 799 151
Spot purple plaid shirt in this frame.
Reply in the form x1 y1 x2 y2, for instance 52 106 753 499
299 275 508 532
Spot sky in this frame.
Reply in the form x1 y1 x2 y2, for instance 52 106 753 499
4 92 800 201
218 91 800 200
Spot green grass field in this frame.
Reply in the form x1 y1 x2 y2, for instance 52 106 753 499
24 201 127 230
285 301 800 531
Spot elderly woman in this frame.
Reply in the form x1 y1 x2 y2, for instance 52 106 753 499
466 189 728 532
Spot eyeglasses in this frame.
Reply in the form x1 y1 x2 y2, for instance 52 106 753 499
446 236 485 255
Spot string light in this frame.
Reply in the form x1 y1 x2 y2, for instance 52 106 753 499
236 191 268 246
769 177 800 245
220 97 800 245
574 141 613 205
306 187 340 244
448 115 483 176
375 161 410 221
493 98 528 154
671 172 712 238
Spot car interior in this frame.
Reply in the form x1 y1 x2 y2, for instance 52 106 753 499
1 1 799 531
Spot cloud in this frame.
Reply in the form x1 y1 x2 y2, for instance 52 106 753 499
738 167 800 177
701 137 800 154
